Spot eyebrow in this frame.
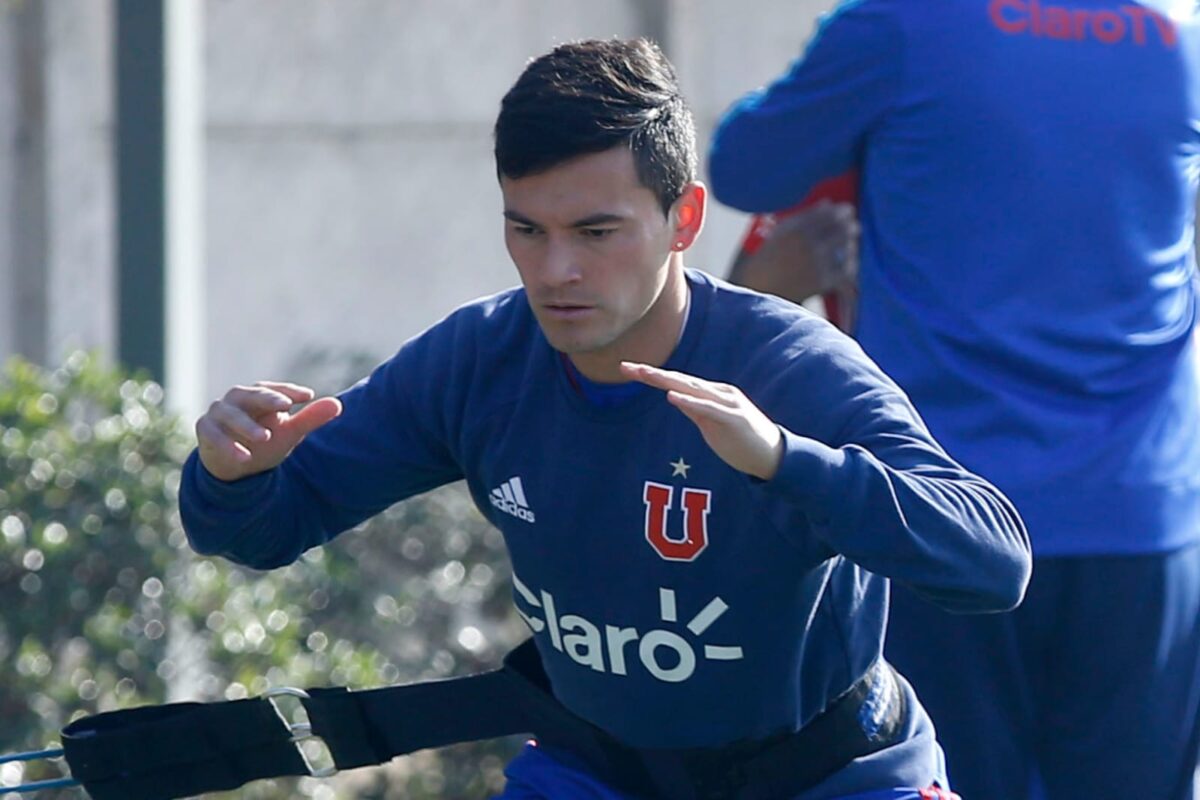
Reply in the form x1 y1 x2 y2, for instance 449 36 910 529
503 210 627 228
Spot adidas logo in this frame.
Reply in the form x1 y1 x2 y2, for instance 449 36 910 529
490 476 536 523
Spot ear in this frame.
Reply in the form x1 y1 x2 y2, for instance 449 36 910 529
669 182 707 252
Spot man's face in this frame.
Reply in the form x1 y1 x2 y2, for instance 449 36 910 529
501 147 678 367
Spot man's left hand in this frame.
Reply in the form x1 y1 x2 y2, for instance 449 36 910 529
621 362 783 480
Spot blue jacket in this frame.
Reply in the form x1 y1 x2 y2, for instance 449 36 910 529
181 272 1028 788
709 0 1200 555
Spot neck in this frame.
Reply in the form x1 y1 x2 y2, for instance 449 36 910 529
569 257 688 383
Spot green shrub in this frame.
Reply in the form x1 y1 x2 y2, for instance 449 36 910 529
0 353 525 799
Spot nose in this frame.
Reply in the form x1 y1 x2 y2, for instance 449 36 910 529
541 235 582 287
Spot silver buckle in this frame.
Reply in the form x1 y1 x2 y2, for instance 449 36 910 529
264 687 339 779
0 747 80 795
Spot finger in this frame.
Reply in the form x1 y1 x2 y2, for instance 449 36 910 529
224 385 297 415
254 381 317 403
815 206 858 234
207 400 275 443
285 397 343 438
805 212 856 244
774 212 820 236
829 202 857 222
196 416 254 463
796 219 849 248
620 363 728 402
666 390 736 420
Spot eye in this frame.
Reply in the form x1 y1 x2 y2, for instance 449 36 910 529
510 223 541 237
580 227 616 240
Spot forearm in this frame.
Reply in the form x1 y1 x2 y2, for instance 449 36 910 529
180 450 330 569
767 430 1031 613
181 331 467 571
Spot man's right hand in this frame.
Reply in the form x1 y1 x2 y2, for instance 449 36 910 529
196 381 343 482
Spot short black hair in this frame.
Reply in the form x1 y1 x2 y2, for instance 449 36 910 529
494 38 697 216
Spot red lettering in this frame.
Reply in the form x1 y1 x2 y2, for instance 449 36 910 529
643 482 711 562
991 0 1176 48
990 0 1029 34
1092 10 1126 43
1121 5 1148 45
1148 9 1179 48
1043 6 1073 38
1071 9 1090 39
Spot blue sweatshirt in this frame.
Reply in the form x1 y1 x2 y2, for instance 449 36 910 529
708 0 1200 556
181 271 1028 785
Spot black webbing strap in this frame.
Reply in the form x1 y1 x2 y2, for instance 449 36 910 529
301 642 907 800
56 640 905 800
60 699 310 800
301 664 528 769
607 662 908 800
299 639 613 770
54 645 549 800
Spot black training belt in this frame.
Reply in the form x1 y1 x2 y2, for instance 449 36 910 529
52 639 906 800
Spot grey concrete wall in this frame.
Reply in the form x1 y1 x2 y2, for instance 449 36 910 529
204 0 648 394
43 0 116 362
4 1 50 365
0 0 114 369
202 0 830 397
0 0 833 400
676 0 832 306
0 6 19 361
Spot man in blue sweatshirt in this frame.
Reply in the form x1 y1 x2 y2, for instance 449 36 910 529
708 2 1200 798
181 38 1029 799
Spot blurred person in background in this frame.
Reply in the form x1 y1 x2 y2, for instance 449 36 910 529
179 37 1029 800
709 1 1200 797
727 176 860 334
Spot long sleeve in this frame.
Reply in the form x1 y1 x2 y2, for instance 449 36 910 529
768 417 1030 614
752 333 1032 613
180 329 463 570
707 0 902 213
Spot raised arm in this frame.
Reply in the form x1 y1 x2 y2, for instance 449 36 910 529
181 339 462 569
195 381 343 482
622 357 1031 614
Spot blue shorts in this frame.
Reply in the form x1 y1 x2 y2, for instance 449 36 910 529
886 542 1200 800
494 742 957 800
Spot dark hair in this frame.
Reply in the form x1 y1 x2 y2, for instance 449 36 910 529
494 38 697 216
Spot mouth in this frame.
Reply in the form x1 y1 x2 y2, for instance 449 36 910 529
541 303 595 320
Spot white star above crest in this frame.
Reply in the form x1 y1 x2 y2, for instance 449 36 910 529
670 457 691 478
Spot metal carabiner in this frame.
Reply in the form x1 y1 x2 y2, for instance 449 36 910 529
0 747 80 795
263 687 338 779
